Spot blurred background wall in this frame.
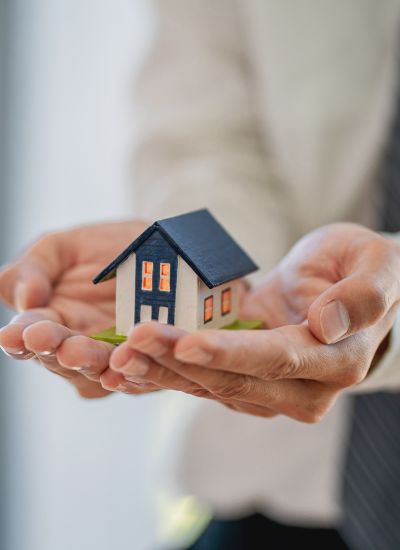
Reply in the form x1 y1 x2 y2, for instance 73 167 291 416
0 2 163 549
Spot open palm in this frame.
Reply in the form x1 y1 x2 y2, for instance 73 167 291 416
0 220 148 397
240 223 397 341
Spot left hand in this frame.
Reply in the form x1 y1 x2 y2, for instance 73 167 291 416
0 220 155 398
104 223 400 422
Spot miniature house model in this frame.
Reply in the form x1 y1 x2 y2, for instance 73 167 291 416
93 209 258 335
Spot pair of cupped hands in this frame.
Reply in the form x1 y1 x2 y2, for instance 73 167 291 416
0 220 399 422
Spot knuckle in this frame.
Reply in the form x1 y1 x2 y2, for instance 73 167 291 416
338 364 366 387
191 388 212 399
267 332 301 380
334 344 371 388
293 402 327 424
362 277 388 317
295 410 324 424
80 369 101 382
284 347 303 377
76 387 94 398
291 388 336 424
76 388 104 399
212 375 253 401
75 378 108 399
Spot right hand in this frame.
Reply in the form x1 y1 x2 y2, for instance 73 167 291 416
0 220 158 397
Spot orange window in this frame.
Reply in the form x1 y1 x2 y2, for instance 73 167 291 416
141 261 153 291
221 288 231 315
204 296 214 323
159 262 170 292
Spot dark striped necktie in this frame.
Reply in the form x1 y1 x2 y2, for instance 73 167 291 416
340 82 400 549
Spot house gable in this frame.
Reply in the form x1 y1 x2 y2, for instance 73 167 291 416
133 231 178 325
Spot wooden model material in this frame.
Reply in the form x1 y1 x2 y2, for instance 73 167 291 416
92 209 260 343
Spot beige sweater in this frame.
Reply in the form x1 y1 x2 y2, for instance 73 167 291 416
130 0 400 539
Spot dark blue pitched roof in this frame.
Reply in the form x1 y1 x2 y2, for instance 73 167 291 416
93 209 258 288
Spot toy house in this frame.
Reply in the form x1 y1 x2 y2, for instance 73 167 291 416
93 209 258 336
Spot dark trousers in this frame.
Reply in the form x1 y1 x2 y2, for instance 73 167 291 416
187 514 349 550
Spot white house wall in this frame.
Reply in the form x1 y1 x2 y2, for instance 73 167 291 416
116 253 136 336
174 256 198 332
197 279 239 330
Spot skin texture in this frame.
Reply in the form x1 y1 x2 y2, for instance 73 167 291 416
0 222 399 420
0 221 151 397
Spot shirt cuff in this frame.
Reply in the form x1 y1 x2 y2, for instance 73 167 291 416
352 311 400 393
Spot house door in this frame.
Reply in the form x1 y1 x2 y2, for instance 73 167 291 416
134 231 178 325
139 304 169 323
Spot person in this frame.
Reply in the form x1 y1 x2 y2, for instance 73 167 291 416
1 1 400 548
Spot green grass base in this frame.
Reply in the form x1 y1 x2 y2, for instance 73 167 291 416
91 327 127 345
91 319 264 345
222 319 264 331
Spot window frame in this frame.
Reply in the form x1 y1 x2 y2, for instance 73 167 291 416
141 261 153 291
159 262 171 292
204 295 214 324
221 288 232 316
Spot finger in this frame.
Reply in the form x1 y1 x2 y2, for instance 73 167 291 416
111 325 304 416
0 261 51 311
22 320 113 397
0 308 62 359
173 324 323 381
308 237 400 343
110 322 187 379
121 322 186 368
0 310 112 398
22 320 92 381
173 322 387 388
36 348 111 398
71 376 111 399
0 232 66 310
22 319 78 354
23 321 114 382
110 346 206 394
99 367 159 394
109 323 214 394
56 335 115 381
110 347 279 414
128 321 186 358
158 356 334 423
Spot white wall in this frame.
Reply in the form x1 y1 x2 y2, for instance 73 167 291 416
116 254 136 335
197 280 239 330
175 257 199 332
1 2 164 549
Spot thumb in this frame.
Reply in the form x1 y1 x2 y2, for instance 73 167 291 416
307 273 400 344
0 232 67 312
0 260 53 312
